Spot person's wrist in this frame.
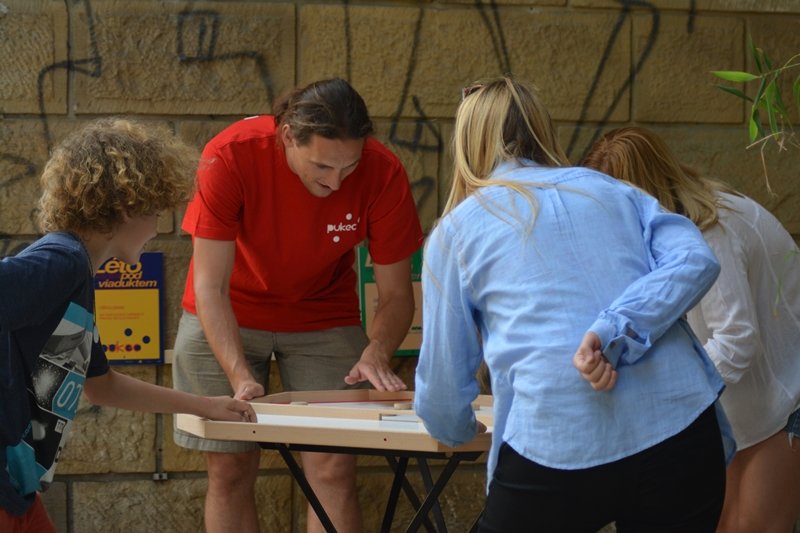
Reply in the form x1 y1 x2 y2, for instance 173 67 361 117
368 338 392 361
230 372 254 393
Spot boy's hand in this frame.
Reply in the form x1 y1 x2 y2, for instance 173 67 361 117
203 396 257 423
573 331 617 392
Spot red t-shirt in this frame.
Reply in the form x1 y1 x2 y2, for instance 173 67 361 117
181 116 423 331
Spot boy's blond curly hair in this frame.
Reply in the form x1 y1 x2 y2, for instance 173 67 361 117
38 118 198 234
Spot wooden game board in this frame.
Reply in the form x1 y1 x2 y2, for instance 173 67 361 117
176 389 493 453
176 390 493 532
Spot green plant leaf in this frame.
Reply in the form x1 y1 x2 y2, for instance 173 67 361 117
752 77 768 112
765 79 788 119
763 49 774 71
750 107 766 141
775 87 789 118
764 88 778 134
711 70 760 82
715 85 753 102
714 41 798 152
793 74 800 111
748 36 763 73
748 115 760 142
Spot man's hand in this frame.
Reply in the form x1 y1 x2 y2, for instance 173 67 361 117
232 379 265 401
344 340 407 392
573 331 617 391
202 396 257 423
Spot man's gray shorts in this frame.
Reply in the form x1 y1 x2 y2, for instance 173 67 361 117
172 312 369 452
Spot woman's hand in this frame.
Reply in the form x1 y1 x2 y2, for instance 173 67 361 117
573 331 617 391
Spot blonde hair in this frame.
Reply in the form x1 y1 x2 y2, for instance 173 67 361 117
581 127 738 231
444 77 570 216
38 118 198 234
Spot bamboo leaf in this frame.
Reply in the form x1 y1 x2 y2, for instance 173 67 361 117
711 70 760 82
766 79 788 118
715 84 753 102
716 39 798 153
750 107 766 141
763 49 774 71
752 77 768 111
793 74 800 110
764 91 778 134
748 36 763 73
764 78 789 126
748 116 760 142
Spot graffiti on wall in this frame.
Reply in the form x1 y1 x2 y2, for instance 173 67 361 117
2 0 705 253
175 10 276 103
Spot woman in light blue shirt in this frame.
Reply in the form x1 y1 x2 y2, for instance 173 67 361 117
414 77 733 532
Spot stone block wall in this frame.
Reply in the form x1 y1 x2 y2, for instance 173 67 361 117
1 1 798 531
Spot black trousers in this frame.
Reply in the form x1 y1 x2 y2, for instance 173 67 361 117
479 406 725 533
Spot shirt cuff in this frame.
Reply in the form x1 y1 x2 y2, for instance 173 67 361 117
589 316 625 368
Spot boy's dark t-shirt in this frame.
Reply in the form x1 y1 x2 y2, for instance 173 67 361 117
0 232 109 516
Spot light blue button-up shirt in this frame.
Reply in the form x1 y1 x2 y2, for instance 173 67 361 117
415 161 731 481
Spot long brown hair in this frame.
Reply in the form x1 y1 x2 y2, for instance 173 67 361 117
273 78 373 145
581 127 738 231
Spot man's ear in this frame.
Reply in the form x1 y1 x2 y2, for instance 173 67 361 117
280 124 294 146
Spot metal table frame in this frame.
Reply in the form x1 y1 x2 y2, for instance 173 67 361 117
261 441 483 533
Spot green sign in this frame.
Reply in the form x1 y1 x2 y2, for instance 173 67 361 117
357 246 422 357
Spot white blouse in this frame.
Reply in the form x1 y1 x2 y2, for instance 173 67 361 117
688 191 800 449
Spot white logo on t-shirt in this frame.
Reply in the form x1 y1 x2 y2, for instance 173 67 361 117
326 213 360 243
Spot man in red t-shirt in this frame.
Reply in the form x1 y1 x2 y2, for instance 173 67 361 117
172 79 423 533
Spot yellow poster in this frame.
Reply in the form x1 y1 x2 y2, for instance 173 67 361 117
94 253 163 363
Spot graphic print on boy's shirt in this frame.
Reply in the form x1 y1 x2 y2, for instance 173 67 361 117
6 301 94 495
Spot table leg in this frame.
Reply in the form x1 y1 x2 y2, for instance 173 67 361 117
417 459 447 531
404 457 462 533
383 457 437 533
380 456 408 533
467 510 483 533
276 444 337 533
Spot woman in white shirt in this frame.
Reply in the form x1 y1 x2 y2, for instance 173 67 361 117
583 126 800 533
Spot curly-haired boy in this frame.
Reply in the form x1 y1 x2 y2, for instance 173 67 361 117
0 118 256 532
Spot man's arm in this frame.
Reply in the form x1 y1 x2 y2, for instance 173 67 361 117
344 256 414 391
192 237 263 400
